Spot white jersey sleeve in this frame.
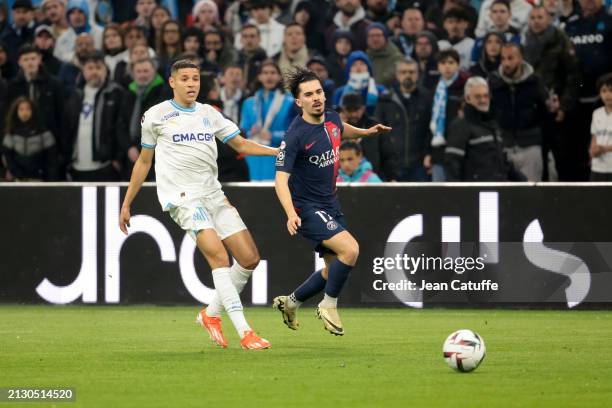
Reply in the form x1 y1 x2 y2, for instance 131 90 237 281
206 106 241 144
141 109 158 149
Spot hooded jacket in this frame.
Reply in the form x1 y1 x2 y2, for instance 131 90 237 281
337 158 382 183
325 6 371 52
54 0 104 62
489 62 548 148
332 51 386 114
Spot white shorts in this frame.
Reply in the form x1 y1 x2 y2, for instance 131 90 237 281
168 194 247 241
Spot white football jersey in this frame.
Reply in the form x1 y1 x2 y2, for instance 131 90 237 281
141 100 240 210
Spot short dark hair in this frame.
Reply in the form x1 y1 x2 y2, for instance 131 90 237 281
171 59 200 75
491 0 511 10
340 140 363 155
443 7 470 22
17 43 40 59
501 42 523 56
241 23 260 35
131 57 157 70
284 22 303 33
82 51 106 66
285 66 324 98
597 73 612 92
223 63 243 74
436 48 460 64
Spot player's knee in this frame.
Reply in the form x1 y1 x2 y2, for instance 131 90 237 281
344 242 359 265
243 252 260 270
208 251 230 268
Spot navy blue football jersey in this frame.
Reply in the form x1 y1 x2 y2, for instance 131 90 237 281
276 110 344 210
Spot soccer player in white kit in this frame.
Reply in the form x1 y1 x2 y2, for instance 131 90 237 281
119 60 277 350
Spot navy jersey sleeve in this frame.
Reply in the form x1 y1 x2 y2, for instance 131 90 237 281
275 120 300 173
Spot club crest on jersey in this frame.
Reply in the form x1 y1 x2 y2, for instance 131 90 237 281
332 127 340 139
203 117 212 127
162 111 180 121
326 220 338 231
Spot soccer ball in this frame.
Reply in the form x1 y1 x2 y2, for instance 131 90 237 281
443 329 486 372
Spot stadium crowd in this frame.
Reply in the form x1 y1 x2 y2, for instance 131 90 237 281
0 0 611 182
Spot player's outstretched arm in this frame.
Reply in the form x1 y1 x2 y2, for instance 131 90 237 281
342 122 392 140
275 171 301 236
119 148 154 235
227 134 279 156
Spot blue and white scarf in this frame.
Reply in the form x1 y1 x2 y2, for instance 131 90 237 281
430 72 458 147
344 72 380 109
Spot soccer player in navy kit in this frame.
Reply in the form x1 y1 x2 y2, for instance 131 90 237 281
273 68 391 335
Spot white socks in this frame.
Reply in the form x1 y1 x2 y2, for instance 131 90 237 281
206 262 253 317
319 293 338 308
211 267 250 337
287 293 302 309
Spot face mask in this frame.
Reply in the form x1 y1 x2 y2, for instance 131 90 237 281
348 71 370 90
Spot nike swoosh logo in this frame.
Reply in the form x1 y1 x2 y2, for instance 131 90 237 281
305 141 316 150
321 314 343 332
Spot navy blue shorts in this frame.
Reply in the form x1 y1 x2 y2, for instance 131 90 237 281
296 206 347 257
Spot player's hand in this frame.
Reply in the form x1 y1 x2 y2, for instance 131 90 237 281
590 144 604 158
119 206 131 235
423 154 432 169
367 124 392 137
287 214 302 236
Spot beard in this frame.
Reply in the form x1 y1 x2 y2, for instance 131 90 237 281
401 78 416 90
341 5 357 17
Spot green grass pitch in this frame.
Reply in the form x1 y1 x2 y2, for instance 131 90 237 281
1 306 611 407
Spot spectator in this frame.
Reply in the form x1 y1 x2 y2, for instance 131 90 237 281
470 32 503 79
392 8 425 57
124 25 147 51
564 0 612 180
325 0 371 52
236 23 267 92
220 64 245 123
438 8 476 70
333 51 386 115
182 26 204 57
542 0 575 27
126 0 157 42
41 0 69 39
102 23 125 79
0 40 19 80
476 0 532 37
489 43 548 181
34 24 62 76
276 22 309 74
366 22 404 88
445 76 511 181
341 92 399 181
375 57 433 181
307 56 336 103
203 29 236 73
156 19 181 77
366 0 395 26
2 96 60 181
589 74 612 181
427 48 470 181
425 0 479 39
114 41 153 88
524 6 580 181
234 0 284 58
124 57 167 179
414 31 440 90
57 32 95 93
0 0 35 62
240 59 294 181
150 5 171 49
7 44 64 149
54 0 104 63
293 1 325 54
471 0 520 65
337 140 383 182
63 51 127 181
0 2 7 35
325 30 354 86
192 0 223 33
